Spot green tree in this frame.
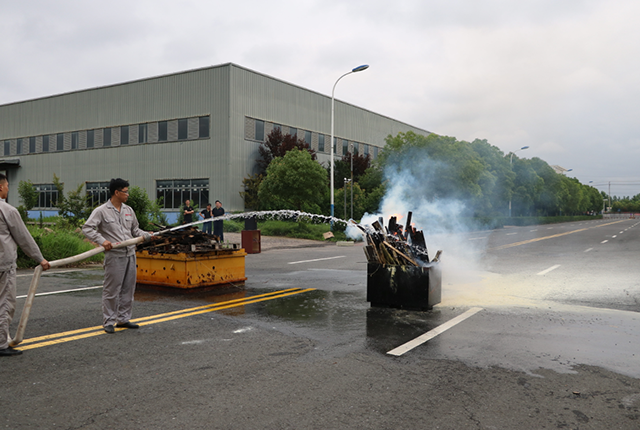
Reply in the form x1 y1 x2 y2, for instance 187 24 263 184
53 175 92 226
334 182 366 220
17 180 39 221
240 173 264 210
257 128 316 174
127 186 168 230
258 149 328 213
18 180 38 210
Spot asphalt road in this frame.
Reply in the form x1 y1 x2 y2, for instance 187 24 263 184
2 218 640 429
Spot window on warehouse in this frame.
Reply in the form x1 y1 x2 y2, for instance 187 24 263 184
34 184 59 209
156 179 209 210
86 182 111 207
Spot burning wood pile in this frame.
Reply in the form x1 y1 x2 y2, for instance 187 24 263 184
136 227 240 255
360 212 442 267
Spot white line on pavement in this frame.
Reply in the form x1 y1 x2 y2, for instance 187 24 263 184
537 265 561 276
529 229 538 232
16 268 99 278
601 240 609 244
468 237 487 241
612 235 617 238
506 233 518 235
387 307 483 356
584 248 593 253
16 285 103 299
288 256 346 265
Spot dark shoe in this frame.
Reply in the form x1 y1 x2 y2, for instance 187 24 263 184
0 346 23 356
104 325 115 334
116 321 139 329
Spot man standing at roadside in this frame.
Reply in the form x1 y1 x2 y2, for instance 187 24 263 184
212 200 225 241
183 199 194 225
82 178 150 334
0 173 50 356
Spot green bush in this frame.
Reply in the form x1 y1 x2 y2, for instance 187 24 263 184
17 227 103 269
223 219 243 233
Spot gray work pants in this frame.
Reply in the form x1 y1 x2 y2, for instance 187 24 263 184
0 268 17 349
103 254 137 327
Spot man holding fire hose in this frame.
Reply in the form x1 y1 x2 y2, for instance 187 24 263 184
0 173 50 357
82 178 150 334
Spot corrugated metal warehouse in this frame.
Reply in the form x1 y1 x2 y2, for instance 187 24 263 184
0 63 430 219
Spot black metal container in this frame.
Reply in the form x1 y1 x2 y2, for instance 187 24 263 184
366 263 442 311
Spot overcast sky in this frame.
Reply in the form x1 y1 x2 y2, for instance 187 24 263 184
1 0 638 197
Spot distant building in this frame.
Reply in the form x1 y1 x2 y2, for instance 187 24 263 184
550 165 571 175
0 63 429 220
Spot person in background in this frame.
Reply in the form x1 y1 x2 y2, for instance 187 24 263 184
212 200 225 241
199 203 213 234
82 178 150 334
183 199 194 225
0 173 50 356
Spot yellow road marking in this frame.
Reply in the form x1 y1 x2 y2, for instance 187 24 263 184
18 287 302 345
16 288 315 351
489 220 626 251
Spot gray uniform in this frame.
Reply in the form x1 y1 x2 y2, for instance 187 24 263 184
82 200 147 327
0 199 45 349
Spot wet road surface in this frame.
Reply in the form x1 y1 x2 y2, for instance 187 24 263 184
2 218 640 429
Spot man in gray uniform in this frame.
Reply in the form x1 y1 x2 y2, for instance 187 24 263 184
0 173 50 356
82 178 150 334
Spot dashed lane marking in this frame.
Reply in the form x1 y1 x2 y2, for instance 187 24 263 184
489 220 626 251
537 264 561 276
288 256 345 265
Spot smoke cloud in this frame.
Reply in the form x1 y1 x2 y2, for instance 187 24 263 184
348 147 490 286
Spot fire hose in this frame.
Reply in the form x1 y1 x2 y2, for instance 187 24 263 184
9 216 220 347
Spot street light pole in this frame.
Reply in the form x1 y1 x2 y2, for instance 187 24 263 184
350 142 354 220
343 178 348 219
509 145 530 217
330 65 369 226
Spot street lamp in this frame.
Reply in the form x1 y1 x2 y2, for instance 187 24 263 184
330 64 369 224
509 145 529 217
350 142 354 220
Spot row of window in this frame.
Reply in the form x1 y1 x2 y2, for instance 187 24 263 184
245 117 379 159
2 116 210 156
30 179 211 210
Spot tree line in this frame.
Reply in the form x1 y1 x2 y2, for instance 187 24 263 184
243 129 609 221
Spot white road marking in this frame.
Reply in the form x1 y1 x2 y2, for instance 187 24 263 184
288 256 345 265
16 285 103 299
612 235 617 238
468 237 487 241
16 268 99 278
601 240 609 244
181 340 205 345
584 248 593 253
387 307 483 356
506 232 518 235
233 327 253 333
529 229 538 232
537 265 561 276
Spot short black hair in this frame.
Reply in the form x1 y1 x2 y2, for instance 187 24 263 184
0 173 6 183
109 178 129 196
206 203 212 206
215 200 221 204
